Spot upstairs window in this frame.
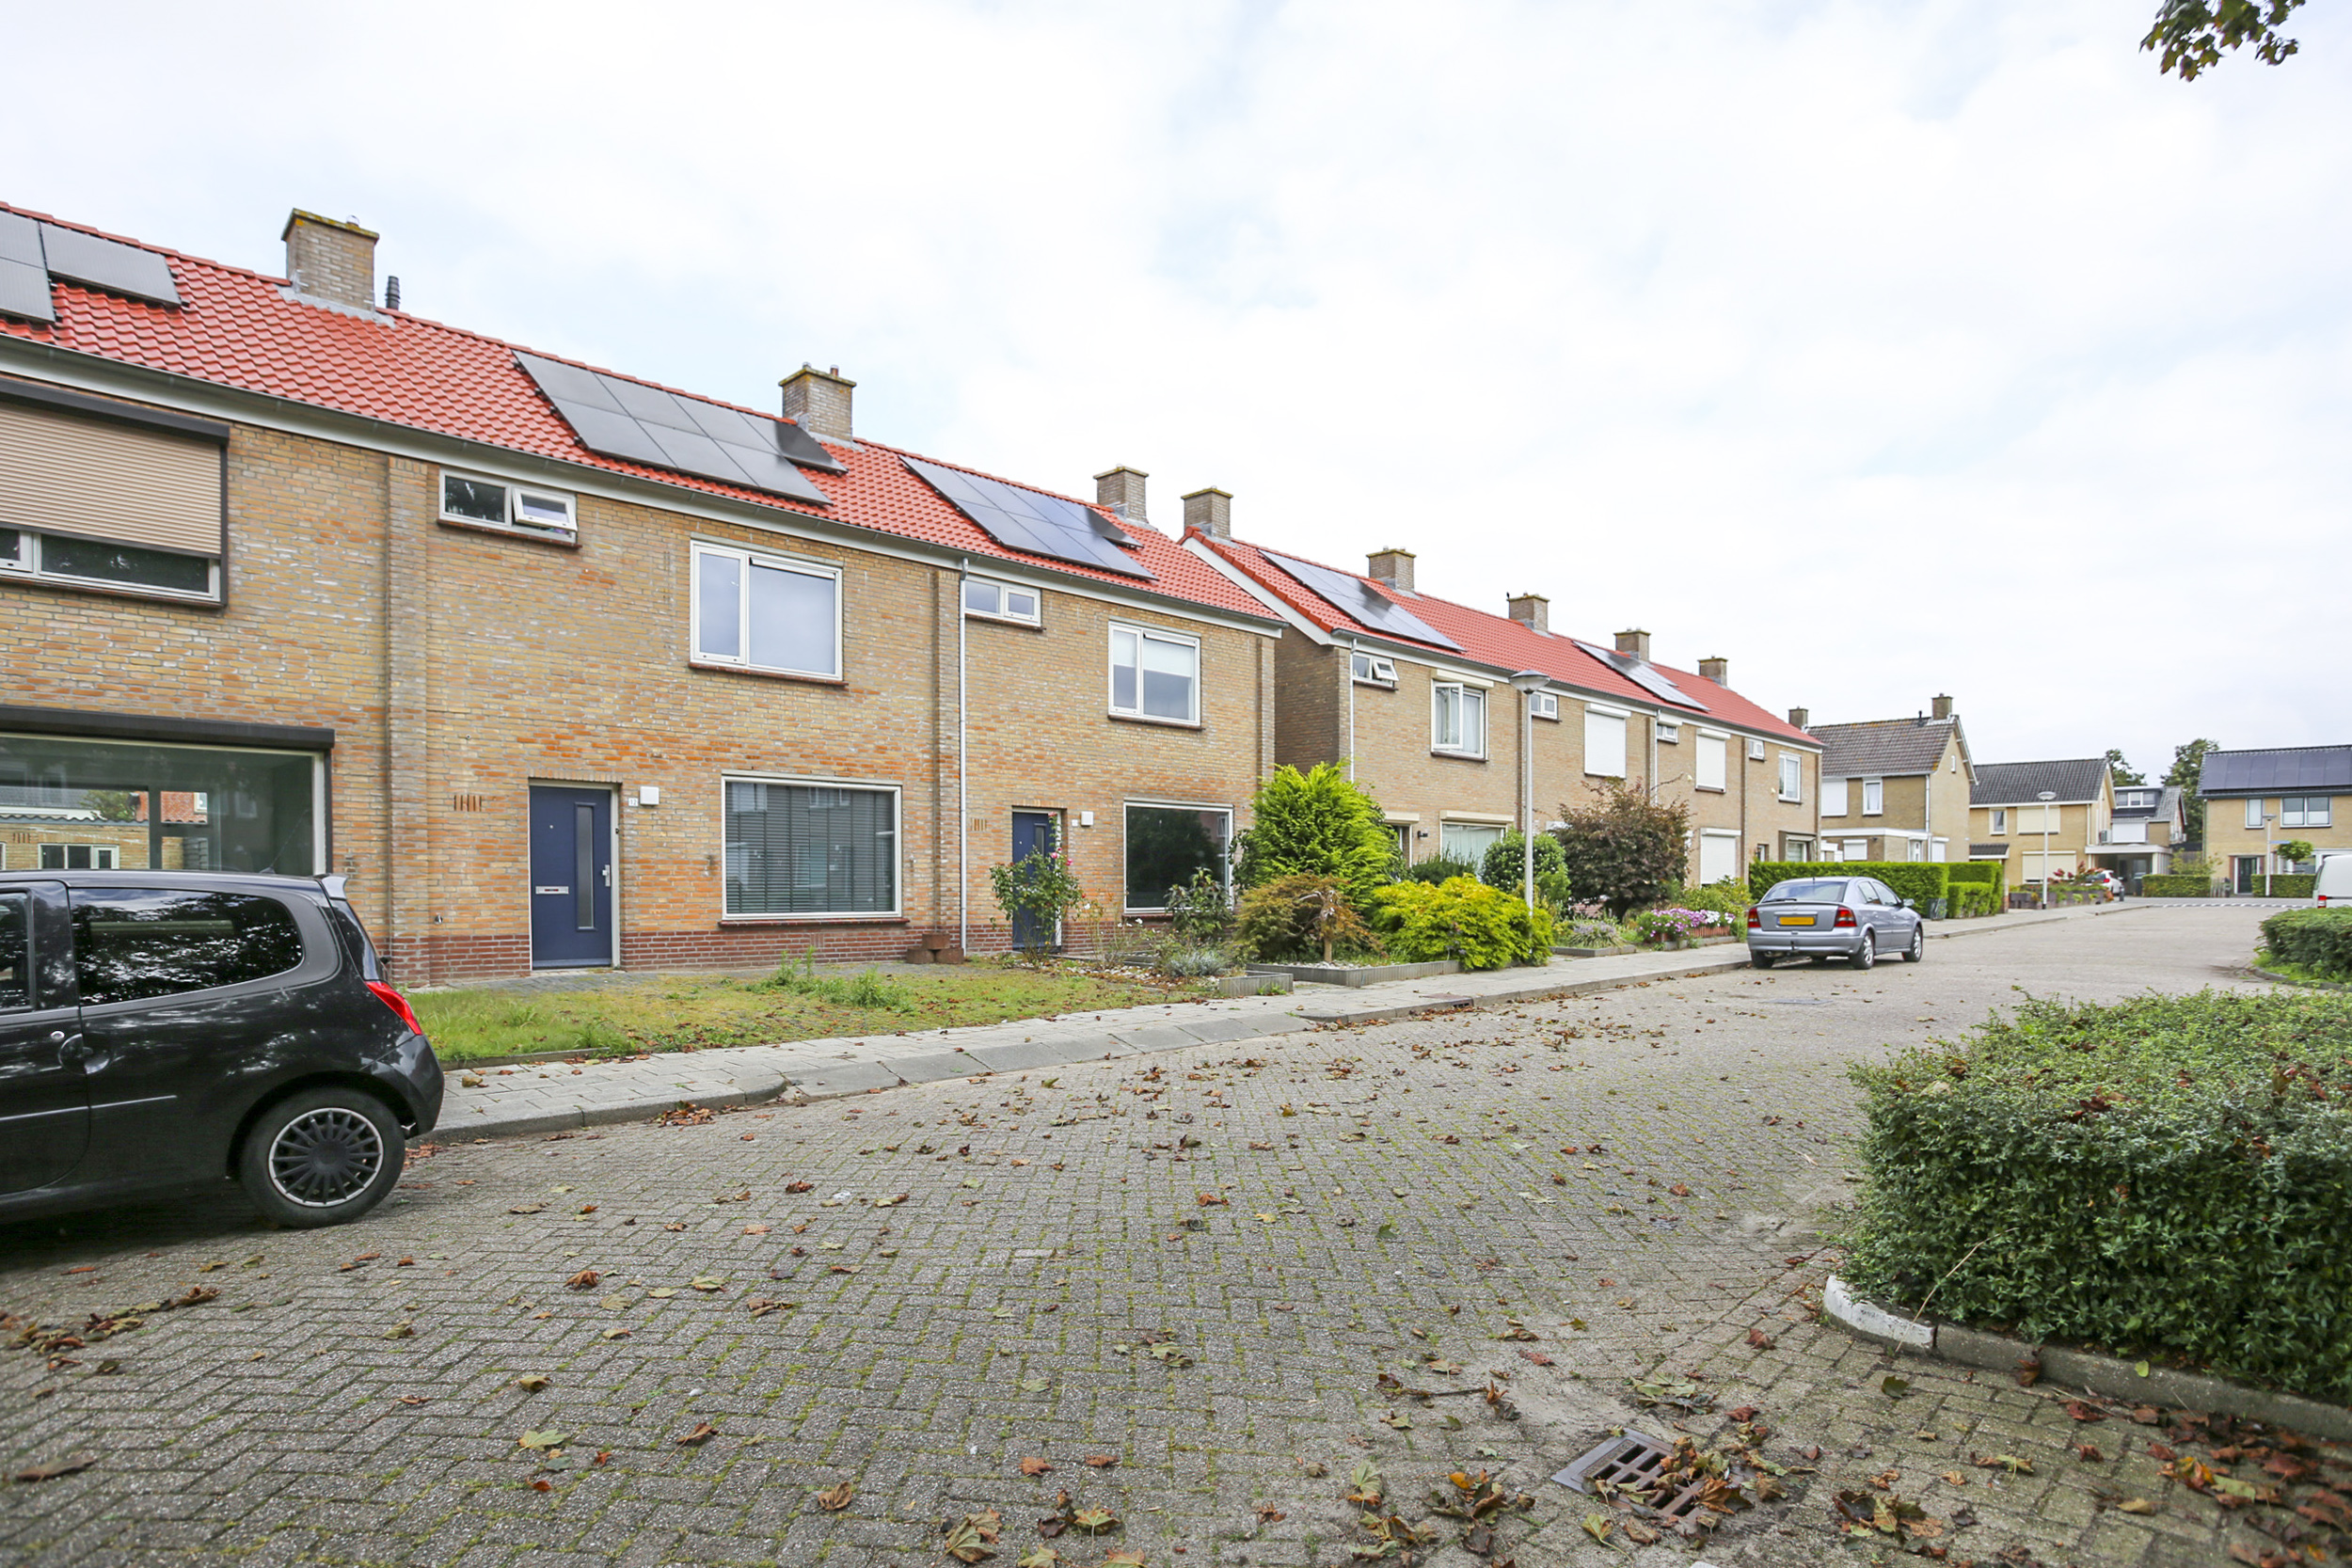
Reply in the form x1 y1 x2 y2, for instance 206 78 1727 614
1351 652 1398 687
0 396 226 603
2284 797 2333 829
1528 689 1559 721
1656 720 1680 743
1779 752 1803 802
1824 778 1851 816
691 542 842 679
2246 798 2266 830
1584 707 1628 777
1110 625 1199 723
963 577 1040 625
1862 778 1883 816
440 470 577 540
1432 682 1486 755
1991 808 2008 833
1695 731 1727 791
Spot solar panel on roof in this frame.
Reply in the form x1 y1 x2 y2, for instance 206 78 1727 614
515 353 836 505
902 456 1155 581
38 224 181 307
1261 551 1461 651
1576 642 1708 712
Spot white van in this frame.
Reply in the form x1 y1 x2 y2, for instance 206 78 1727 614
2314 853 2352 908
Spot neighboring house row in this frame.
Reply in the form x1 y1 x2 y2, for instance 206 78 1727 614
1187 521 1821 884
2198 745 2352 894
0 199 1820 983
1800 696 1974 863
1967 758 2115 888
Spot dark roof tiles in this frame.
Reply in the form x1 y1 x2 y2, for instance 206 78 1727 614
1972 758 2110 806
1810 718 1961 779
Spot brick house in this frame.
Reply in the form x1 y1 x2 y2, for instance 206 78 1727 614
2092 782 2186 892
0 203 1283 983
1803 696 1975 863
1185 512 1820 888
1967 759 2115 887
2197 745 2352 895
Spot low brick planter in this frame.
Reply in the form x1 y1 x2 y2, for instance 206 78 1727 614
1245 958 1462 987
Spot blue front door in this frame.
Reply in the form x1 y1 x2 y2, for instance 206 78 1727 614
530 785 613 968
1010 812 1059 952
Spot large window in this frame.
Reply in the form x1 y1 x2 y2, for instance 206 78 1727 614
1432 683 1486 755
1584 708 1628 777
1440 820 1504 864
0 734 319 876
692 543 841 679
723 779 898 917
1109 626 1200 723
2284 797 2333 828
1124 804 1230 912
72 888 305 1006
1695 731 1727 791
0 396 225 604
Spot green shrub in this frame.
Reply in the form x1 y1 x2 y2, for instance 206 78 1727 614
1478 832 1574 910
989 847 1092 959
1402 854 1479 885
1233 764 1395 912
2262 909 2352 978
1163 867 1234 944
1558 916 1629 948
1945 861 2006 906
1748 861 1949 911
765 953 912 1008
1553 781 1690 916
1158 942 1239 979
1235 873 1381 963
1671 880 1753 924
1371 876 1554 970
2268 874 2317 899
2141 874 2213 897
1841 990 2352 1401
1946 882 1999 918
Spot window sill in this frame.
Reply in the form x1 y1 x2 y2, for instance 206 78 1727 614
690 660 847 687
0 568 222 610
1779 796 1803 804
965 611 1043 631
719 914 908 927
1430 748 1487 762
1695 784 1726 794
437 515 579 549
1108 711 1202 730
1351 678 1398 690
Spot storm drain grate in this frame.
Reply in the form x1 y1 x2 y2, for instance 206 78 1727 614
1553 1430 1674 1495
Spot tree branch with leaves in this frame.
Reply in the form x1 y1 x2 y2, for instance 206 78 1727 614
2143 0 2308 80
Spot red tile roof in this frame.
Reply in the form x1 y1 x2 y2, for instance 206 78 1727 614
0 204 1273 624
1202 534 1814 744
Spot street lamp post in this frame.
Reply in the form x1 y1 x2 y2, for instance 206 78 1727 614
1508 671 1549 914
2037 789 2057 909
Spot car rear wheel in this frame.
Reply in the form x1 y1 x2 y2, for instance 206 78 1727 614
1903 924 1925 963
1750 951 1775 969
1849 932 1875 970
237 1087 405 1228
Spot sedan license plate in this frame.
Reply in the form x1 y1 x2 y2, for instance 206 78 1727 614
1779 914 1816 927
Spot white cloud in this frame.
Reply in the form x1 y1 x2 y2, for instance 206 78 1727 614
7 0 2348 777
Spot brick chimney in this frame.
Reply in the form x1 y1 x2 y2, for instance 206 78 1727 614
1931 693 1954 721
1506 594 1549 633
1182 486 1232 539
1096 467 1149 522
1788 706 1811 730
1367 548 1415 593
282 210 377 310
1614 628 1651 662
780 364 854 441
1697 656 1728 685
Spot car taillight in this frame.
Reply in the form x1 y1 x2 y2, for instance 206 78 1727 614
1834 907 1857 928
1745 907 1759 928
367 980 424 1037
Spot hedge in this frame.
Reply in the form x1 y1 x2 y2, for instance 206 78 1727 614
2142 875 2213 897
2269 874 2317 899
1749 861 1949 911
1370 876 1554 969
1945 861 2006 900
1842 990 2352 1402
1946 882 1999 918
2262 908 2352 979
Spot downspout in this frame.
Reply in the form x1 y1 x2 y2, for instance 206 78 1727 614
1345 639 1358 783
1739 728 1749 871
957 558 969 954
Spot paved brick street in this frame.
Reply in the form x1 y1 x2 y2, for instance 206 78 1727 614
0 907 2313 1567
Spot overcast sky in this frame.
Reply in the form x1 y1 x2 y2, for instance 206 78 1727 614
8 0 2347 779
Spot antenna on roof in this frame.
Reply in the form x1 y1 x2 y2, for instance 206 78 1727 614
383 276 401 310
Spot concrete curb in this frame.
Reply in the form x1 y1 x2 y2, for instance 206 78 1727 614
1821 1275 2352 1442
1296 952 1756 1025
1925 902 2154 942
2238 963 2352 993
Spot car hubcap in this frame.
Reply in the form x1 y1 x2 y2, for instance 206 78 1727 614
268 1108 383 1208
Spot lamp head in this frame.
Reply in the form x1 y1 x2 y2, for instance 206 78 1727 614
1508 669 1549 695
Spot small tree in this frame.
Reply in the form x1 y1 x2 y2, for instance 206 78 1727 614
1551 780 1691 917
2279 839 2316 866
1235 873 1380 964
988 847 1090 963
1478 831 1573 911
1234 764 1396 912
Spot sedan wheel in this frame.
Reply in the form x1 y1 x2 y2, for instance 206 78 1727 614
1903 924 1925 963
238 1087 405 1228
1750 951 1775 970
1850 931 1875 970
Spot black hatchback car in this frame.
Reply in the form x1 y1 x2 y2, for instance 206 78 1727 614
0 871 441 1228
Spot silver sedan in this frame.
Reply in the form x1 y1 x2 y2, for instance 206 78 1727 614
1745 876 1925 970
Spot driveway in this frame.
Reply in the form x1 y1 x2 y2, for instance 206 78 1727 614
0 905 2305 1566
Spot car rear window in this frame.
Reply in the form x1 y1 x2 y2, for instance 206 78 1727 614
1763 879 1849 903
0 892 30 1010
72 888 306 1006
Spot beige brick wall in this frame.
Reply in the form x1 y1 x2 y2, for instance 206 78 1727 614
2202 797 2352 874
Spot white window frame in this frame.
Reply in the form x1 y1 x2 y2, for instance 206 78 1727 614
1862 778 1884 816
719 774 902 921
1697 828 1741 886
691 541 844 680
1694 730 1728 792
1990 808 2007 834
1584 705 1629 778
2283 797 2333 829
1747 737 1768 761
2246 798 2266 830
1350 651 1398 687
1655 720 1680 743
963 576 1041 626
1108 622 1201 725
1778 752 1803 803
1823 777 1850 816
439 468 578 541
1528 689 1559 721
1431 682 1488 757
0 527 222 604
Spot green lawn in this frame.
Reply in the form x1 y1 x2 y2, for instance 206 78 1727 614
410 959 1206 1063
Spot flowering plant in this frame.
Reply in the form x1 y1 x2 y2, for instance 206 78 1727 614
1629 906 1715 944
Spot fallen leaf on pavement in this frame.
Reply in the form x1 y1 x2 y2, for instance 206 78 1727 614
382 1323 415 1340
1747 1327 1776 1349
1973 1454 2034 1475
2064 1401 2106 1423
944 1507 1003 1561
675 1421 718 1446
1084 1454 1120 1468
2118 1497 2156 1514
743 1224 771 1235
816 1481 854 1511
564 1270 598 1290
1518 1351 1553 1367
398 1395 429 1406
1881 1375 1912 1398
12 1457 96 1483
517 1430 567 1451
1019 1457 1053 1476
530 1478 552 1492
1071 1506 1119 1534
508 1204 545 1214
1015 1550 1059 1568
514 1375 550 1392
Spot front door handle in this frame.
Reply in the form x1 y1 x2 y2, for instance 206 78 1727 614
49 1030 66 1044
